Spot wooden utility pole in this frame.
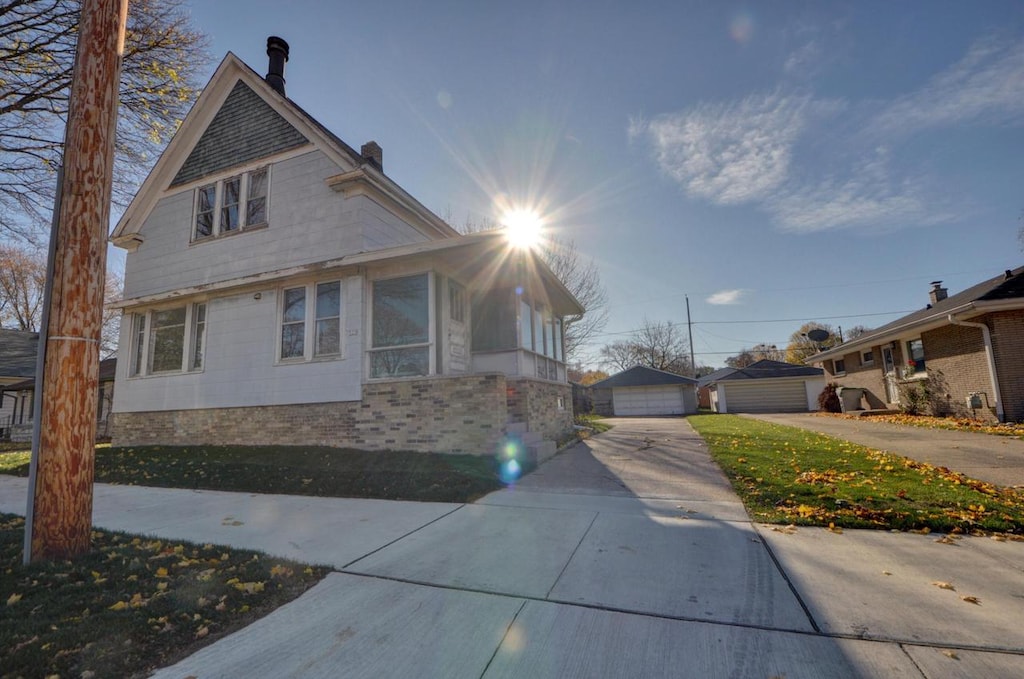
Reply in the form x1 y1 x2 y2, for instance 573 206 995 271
26 0 128 562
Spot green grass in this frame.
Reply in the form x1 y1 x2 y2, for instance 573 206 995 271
0 444 507 503
574 413 613 435
688 414 1024 534
0 513 328 678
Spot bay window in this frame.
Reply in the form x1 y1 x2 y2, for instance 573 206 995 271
129 302 207 376
370 273 431 378
193 166 269 240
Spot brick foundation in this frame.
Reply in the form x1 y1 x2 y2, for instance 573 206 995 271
112 373 573 455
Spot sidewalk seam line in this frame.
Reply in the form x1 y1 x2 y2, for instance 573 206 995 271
545 511 600 599
478 599 528 678
751 522 822 634
340 503 467 570
896 643 930 679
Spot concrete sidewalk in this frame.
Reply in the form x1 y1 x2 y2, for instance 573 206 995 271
745 413 1024 488
2 418 1022 677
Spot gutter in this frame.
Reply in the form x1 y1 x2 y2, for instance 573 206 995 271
947 314 1004 421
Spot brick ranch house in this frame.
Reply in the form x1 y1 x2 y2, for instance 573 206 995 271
108 38 583 461
808 267 1024 422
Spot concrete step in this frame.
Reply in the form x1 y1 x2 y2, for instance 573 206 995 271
527 440 557 465
505 422 529 436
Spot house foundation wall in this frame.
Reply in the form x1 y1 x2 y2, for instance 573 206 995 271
919 323 997 421
112 374 512 455
505 378 574 443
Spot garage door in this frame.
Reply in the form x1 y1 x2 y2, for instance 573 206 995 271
613 386 684 416
723 380 808 413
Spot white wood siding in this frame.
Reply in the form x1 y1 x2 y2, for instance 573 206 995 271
112 275 363 413
721 379 809 413
123 151 431 300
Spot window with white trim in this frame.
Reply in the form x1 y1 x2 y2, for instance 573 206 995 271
861 350 874 366
192 166 269 240
370 273 431 378
834 358 846 375
279 280 342 362
128 303 207 376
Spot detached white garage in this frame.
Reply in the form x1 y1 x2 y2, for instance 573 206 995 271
591 366 698 417
700 359 825 414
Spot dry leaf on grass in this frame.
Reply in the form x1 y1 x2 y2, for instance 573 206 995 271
931 581 956 591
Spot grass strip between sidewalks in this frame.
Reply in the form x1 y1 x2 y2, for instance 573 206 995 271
1 514 329 678
0 443 507 503
688 414 1024 534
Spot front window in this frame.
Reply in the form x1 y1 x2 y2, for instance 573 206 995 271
129 303 206 377
834 358 846 376
192 166 270 240
279 280 342 361
371 273 431 378
906 339 925 373
861 350 874 365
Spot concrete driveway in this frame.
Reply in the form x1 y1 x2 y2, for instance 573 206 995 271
745 413 1024 488
3 417 1023 677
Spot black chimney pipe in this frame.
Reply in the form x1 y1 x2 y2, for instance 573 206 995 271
266 36 289 96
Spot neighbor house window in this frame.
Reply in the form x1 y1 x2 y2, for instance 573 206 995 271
129 303 207 376
834 359 846 375
192 166 270 240
279 280 342 362
370 273 431 378
861 350 874 366
906 339 925 373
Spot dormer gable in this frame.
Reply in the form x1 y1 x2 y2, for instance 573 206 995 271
171 80 308 187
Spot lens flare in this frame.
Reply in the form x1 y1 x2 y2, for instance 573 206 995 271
501 208 544 250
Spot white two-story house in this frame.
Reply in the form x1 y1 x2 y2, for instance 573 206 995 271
109 38 582 460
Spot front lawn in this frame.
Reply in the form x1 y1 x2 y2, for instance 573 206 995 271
0 513 328 678
0 444 506 503
688 414 1024 534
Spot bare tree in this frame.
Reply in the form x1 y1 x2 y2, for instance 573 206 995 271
0 243 46 329
0 242 121 356
0 0 209 239
725 343 786 368
844 325 872 341
599 319 692 375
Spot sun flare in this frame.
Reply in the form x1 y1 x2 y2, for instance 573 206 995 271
501 208 544 250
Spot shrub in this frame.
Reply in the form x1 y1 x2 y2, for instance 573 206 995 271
818 382 841 413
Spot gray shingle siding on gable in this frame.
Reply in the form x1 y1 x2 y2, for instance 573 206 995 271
171 81 309 186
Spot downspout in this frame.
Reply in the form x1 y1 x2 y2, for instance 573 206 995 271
948 314 1004 421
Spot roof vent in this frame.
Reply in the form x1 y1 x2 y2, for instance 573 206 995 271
265 36 289 96
929 280 947 304
1006 269 1014 280
361 141 383 170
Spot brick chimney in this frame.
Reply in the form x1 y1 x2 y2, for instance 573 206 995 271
929 280 947 304
361 141 383 170
265 36 289 96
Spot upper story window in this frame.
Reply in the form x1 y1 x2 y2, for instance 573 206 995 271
279 280 342 362
129 302 207 377
370 273 431 378
861 350 874 366
834 358 846 375
193 166 269 241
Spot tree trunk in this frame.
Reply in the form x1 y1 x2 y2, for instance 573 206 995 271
29 0 128 562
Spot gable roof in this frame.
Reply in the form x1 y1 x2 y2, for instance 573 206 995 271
697 366 736 387
591 365 697 388
702 359 822 384
111 50 458 247
810 266 1024 362
0 329 39 379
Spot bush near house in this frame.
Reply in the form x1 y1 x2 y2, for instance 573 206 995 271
817 382 841 413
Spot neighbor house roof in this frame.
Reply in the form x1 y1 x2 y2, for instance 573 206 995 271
3 357 117 392
0 329 39 379
700 360 822 385
591 365 697 389
810 266 1024 362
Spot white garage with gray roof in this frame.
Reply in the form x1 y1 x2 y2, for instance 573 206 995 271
699 360 825 414
591 366 698 417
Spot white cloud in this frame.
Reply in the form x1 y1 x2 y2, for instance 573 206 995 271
707 289 745 305
873 37 1024 134
784 39 823 77
642 93 816 205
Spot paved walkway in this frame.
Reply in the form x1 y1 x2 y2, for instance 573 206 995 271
745 413 1024 488
2 418 1022 677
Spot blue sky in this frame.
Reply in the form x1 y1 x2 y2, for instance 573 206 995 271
165 0 1024 369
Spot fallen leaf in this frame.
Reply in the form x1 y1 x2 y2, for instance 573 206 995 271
156 567 169 578
935 535 957 545
108 601 128 611
942 650 960 660
932 581 956 591
156 582 168 591
882 571 892 576
960 595 981 605
6 593 22 606
195 625 209 639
